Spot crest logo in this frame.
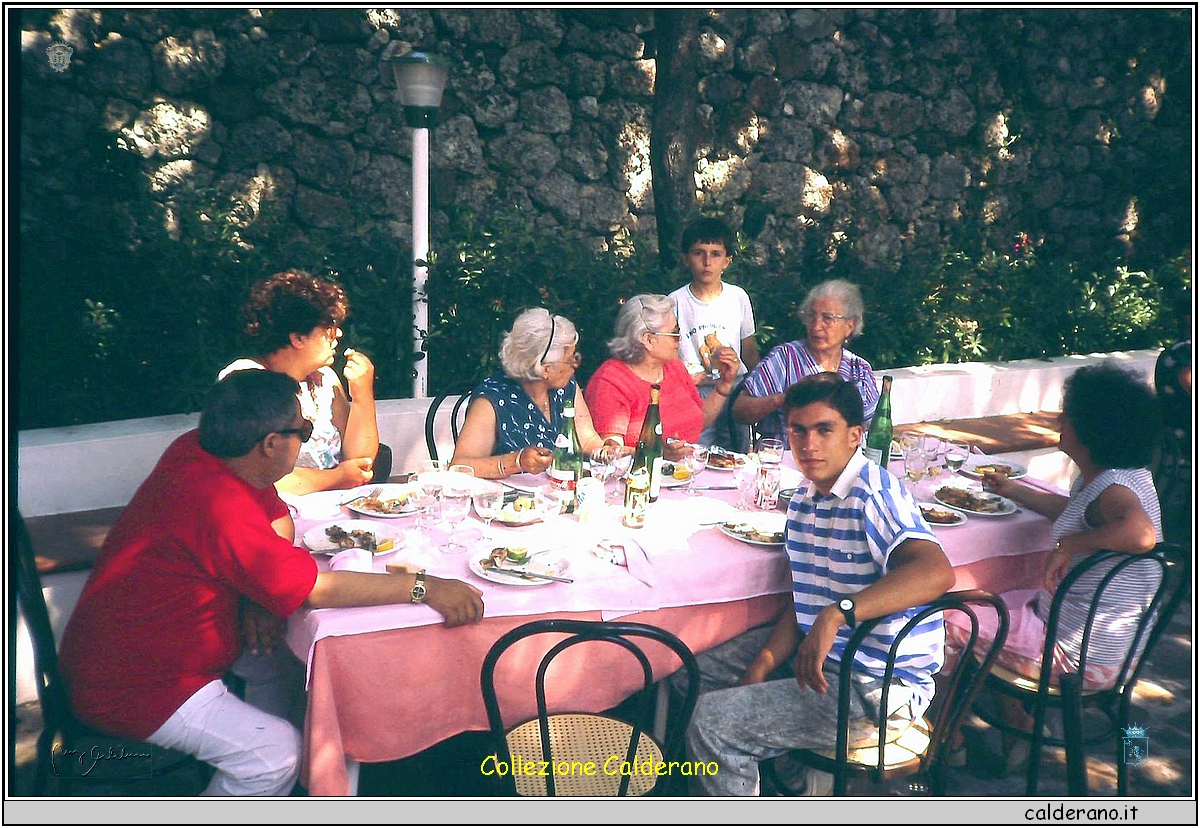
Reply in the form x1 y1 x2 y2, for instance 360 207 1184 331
1121 724 1149 767
46 42 74 72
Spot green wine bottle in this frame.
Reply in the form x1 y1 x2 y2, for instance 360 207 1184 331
631 384 666 502
548 402 584 505
863 375 893 467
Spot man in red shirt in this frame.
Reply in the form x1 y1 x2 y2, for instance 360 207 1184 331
58 370 484 796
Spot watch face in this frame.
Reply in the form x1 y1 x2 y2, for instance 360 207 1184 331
411 582 427 603
839 598 853 611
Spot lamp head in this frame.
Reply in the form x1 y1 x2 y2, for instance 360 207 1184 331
387 51 450 128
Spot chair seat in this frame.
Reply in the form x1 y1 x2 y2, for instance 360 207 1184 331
988 663 1110 698
505 713 663 796
804 717 932 772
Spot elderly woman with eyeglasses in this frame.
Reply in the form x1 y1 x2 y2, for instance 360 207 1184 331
585 294 740 461
732 279 878 447
218 270 380 495
452 308 612 479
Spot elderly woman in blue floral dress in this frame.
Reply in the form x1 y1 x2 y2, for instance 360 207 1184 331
452 308 613 479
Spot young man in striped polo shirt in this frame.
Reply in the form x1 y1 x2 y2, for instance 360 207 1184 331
684 373 955 796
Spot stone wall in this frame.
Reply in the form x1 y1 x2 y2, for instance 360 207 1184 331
19 7 1190 273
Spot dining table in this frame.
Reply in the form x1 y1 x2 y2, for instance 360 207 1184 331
284 452 1061 796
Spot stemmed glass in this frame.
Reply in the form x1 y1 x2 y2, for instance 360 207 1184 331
733 453 760 510
945 441 971 475
472 486 505 539
588 448 617 503
411 473 444 532
439 483 474 554
684 444 710 495
920 436 943 478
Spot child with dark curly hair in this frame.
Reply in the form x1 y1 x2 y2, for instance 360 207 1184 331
219 270 380 494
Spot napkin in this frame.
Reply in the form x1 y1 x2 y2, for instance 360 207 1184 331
616 536 658 588
329 548 375 573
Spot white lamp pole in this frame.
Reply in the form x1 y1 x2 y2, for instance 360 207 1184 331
387 51 449 400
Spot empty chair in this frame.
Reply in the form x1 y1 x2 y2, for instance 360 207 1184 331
480 619 699 796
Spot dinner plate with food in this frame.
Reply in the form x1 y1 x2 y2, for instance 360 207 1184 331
917 501 967 527
933 486 1018 517
718 513 788 547
658 462 693 488
302 519 406 555
343 484 422 518
475 493 551 526
706 450 749 471
469 546 571 586
958 458 1028 481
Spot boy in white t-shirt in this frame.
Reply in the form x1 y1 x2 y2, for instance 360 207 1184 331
668 218 760 450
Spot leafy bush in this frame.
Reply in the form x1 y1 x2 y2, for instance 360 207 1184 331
17 182 1187 431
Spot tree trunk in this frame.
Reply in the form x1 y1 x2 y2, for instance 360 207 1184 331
650 9 701 269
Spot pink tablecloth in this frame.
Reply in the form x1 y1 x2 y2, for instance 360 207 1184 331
287 464 1057 796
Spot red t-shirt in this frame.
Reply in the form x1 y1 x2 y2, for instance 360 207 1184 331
58 430 319 740
584 358 704 447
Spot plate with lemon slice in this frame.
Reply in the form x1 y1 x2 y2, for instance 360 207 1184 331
658 461 693 488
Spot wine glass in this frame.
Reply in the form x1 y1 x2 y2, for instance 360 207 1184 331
472 485 505 538
613 452 634 480
419 459 445 475
439 484 474 554
733 453 760 510
588 449 617 502
903 444 928 483
684 444 710 495
920 436 943 478
411 473 444 532
945 441 970 475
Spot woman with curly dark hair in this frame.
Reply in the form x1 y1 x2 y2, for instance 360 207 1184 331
219 270 379 495
944 363 1163 772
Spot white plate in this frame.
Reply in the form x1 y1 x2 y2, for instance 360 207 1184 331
717 513 788 547
932 487 1018 517
468 555 570 587
659 462 693 488
302 519 407 554
706 452 749 472
476 494 546 527
344 483 422 518
958 458 1028 480
917 501 967 527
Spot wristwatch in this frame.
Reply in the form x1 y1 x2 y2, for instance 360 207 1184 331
837 597 856 628
410 569 428 604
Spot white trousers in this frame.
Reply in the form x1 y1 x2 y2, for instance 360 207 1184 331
145 677 301 796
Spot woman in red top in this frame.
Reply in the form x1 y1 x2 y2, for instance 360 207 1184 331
586 294 739 460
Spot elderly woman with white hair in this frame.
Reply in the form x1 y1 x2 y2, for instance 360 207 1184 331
586 294 739 461
452 308 610 479
733 279 878 447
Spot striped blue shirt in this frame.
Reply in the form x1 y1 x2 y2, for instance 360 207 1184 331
786 449 945 708
743 340 878 447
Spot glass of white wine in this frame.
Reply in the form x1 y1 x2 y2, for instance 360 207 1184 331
945 441 970 475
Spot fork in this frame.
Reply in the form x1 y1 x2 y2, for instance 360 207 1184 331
341 486 382 507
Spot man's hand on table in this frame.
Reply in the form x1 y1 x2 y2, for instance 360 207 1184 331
793 608 840 695
240 598 285 655
425 576 486 627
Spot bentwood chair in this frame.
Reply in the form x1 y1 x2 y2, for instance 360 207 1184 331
974 543 1188 796
424 380 477 463
14 511 203 795
764 590 1009 797
480 619 699 796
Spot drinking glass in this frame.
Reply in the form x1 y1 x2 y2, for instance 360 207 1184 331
684 444 710 495
439 484 474 554
903 445 928 483
419 459 446 475
534 484 568 526
411 473 444 532
472 486 505 537
944 441 970 475
757 438 785 466
920 436 943 478
613 452 634 480
733 454 759 510
588 449 617 502
755 463 782 510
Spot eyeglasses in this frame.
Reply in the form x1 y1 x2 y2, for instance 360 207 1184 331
652 329 683 339
546 351 583 368
271 420 314 443
804 311 850 327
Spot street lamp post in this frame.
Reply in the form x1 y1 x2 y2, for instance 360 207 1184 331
387 51 449 400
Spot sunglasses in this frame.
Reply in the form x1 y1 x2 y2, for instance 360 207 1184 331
271 420 314 443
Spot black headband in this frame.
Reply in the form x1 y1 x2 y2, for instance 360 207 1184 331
540 314 557 365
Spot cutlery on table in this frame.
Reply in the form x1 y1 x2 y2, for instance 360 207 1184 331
481 560 573 584
341 487 382 507
691 484 738 491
